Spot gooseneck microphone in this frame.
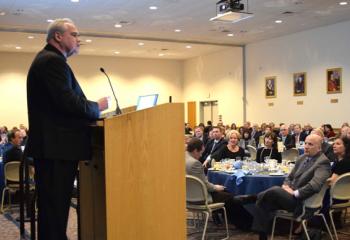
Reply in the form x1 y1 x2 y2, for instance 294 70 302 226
100 67 122 115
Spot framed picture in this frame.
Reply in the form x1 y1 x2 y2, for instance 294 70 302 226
327 68 342 94
293 72 307 96
265 76 276 98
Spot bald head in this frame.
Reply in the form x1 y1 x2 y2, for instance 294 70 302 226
304 134 322 156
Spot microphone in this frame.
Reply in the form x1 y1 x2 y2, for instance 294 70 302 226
100 67 122 115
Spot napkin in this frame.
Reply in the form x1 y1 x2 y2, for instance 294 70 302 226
233 160 243 169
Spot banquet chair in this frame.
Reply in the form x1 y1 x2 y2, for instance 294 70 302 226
186 175 229 240
282 148 299 162
329 172 350 240
270 184 333 240
1 161 34 213
247 145 257 160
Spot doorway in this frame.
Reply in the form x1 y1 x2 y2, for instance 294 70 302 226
200 101 218 125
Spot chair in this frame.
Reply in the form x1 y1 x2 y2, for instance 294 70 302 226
1 161 34 213
270 184 333 240
329 172 350 240
282 148 299 162
186 175 229 240
247 145 257 160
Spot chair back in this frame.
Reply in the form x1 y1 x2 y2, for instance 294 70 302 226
186 175 209 206
282 148 299 161
247 145 257 160
4 161 21 183
304 183 329 209
330 172 350 202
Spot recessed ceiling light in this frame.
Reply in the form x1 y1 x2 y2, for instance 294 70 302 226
275 20 283 24
0 11 6 16
85 39 92 43
174 29 182 33
339 1 348 5
47 19 54 23
186 45 192 49
114 24 122 28
27 36 34 39
71 0 79 2
138 42 145 46
114 51 120 54
158 53 165 57
149 6 158 10
227 33 234 37
15 46 22 50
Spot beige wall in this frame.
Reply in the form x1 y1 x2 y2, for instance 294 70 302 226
183 47 244 126
0 52 183 128
246 20 350 128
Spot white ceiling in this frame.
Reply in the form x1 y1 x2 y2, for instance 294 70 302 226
0 0 350 59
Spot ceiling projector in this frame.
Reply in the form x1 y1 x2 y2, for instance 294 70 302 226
210 0 253 23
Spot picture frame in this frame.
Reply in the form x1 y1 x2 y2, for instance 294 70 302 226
327 68 342 94
293 72 307 96
265 76 276 98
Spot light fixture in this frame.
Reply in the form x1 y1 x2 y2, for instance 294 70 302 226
275 20 283 24
15 46 22 50
149 6 158 10
138 42 145 46
85 39 92 43
186 45 192 49
71 0 79 2
47 19 54 23
28 36 34 39
114 51 120 54
339 1 348 5
174 29 182 33
227 33 234 37
114 24 122 28
210 11 253 23
158 53 165 57
0 11 6 16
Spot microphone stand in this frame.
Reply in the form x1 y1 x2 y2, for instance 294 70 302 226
100 68 122 115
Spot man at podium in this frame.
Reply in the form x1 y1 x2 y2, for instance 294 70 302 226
26 18 109 240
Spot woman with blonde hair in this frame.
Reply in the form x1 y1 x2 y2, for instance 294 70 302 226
211 130 245 161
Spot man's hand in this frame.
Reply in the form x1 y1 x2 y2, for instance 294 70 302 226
202 159 210 167
98 97 109 111
282 184 294 195
214 185 225 192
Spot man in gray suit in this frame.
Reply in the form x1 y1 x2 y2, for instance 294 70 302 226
252 134 331 240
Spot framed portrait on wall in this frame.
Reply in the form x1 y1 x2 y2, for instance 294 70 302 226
293 72 306 96
327 68 342 94
265 76 276 98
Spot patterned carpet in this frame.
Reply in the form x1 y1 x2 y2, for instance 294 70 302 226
1 203 350 239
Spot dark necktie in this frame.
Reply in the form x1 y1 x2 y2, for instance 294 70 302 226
210 141 218 154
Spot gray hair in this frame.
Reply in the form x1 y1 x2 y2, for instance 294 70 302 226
46 18 75 42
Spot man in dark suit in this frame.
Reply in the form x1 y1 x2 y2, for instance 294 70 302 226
193 126 208 145
252 134 331 240
2 129 23 164
26 18 109 240
293 123 307 144
279 124 295 150
200 126 227 165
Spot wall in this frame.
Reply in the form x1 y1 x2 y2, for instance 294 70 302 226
0 52 183 128
183 47 243 126
246 20 350 127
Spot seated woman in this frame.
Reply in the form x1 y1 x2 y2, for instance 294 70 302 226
239 130 256 150
256 132 282 163
211 130 245 161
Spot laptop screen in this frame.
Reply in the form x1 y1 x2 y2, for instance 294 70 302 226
136 94 159 110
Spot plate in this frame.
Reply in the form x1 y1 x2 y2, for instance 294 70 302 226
269 172 285 176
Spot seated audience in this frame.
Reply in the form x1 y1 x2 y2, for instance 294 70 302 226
2 129 24 164
184 123 192 135
251 123 262 148
256 132 282 163
251 134 331 240
279 124 295 150
185 138 252 229
193 126 208 145
203 120 213 135
239 130 256 151
302 123 313 137
340 125 350 138
327 137 350 185
312 128 336 162
201 126 227 165
212 130 245 161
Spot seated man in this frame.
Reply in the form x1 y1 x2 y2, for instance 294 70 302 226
193 126 208 145
293 123 307 144
3 129 24 164
200 126 227 165
186 138 252 229
279 124 295 150
251 134 331 240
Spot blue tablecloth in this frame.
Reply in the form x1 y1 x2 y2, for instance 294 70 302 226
207 170 286 195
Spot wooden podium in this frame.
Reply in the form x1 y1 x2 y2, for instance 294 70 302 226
79 103 186 240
